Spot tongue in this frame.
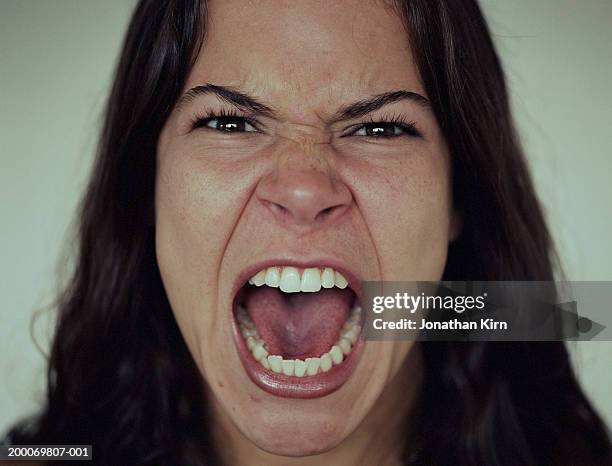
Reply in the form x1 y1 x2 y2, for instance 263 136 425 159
244 286 354 359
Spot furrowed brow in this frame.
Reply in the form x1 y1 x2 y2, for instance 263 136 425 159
332 90 431 122
176 83 276 117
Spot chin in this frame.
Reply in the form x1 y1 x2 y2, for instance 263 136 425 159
244 410 349 457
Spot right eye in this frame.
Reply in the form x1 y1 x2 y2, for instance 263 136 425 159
194 116 258 133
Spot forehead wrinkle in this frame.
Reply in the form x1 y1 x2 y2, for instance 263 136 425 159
198 46 420 128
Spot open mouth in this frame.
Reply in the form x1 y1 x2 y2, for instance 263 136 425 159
231 264 364 398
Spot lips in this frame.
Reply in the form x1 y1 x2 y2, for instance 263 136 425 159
230 262 364 398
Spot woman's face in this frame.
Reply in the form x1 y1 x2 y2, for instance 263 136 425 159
156 0 457 458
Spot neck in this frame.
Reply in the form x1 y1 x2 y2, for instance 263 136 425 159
211 345 423 466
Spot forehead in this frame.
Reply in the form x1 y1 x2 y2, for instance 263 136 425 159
186 0 424 114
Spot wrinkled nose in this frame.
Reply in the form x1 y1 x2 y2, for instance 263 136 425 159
256 165 352 227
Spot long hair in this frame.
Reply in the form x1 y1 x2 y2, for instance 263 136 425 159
6 1 611 465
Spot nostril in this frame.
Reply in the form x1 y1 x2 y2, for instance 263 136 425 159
263 200 290 217
320 206 334 216
315 203 347 222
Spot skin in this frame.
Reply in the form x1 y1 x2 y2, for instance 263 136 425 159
155 0 460 464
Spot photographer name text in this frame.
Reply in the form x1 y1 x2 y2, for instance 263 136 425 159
371 317 508 331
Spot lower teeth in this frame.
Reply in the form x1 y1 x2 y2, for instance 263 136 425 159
236 304 362 377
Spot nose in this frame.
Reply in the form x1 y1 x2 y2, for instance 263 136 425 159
256 161 352 228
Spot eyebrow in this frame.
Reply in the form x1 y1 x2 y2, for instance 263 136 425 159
332 90 431 122
176 84 431 121
176 83 276 117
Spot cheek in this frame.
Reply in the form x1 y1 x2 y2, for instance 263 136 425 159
155 142 260 270
154 146 256 356
347 147 452 280
156 155 219 294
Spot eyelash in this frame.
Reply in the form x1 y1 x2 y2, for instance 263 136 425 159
192 108 260 132
191 109 422 139
344 114 422 139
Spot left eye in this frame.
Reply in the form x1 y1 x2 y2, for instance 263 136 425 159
351 122 416 138
195 116 258 133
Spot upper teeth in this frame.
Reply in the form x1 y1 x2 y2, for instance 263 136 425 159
248 266 349 293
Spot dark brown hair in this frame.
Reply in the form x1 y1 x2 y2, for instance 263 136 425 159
5 1 611 465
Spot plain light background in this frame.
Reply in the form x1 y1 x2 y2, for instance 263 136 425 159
1 0 611 435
